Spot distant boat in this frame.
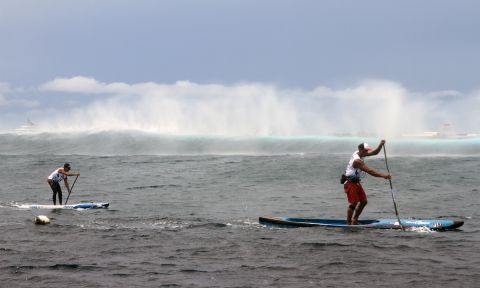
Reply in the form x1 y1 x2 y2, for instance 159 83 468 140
401 132 479 139
15 119 37 134
402 123 479 139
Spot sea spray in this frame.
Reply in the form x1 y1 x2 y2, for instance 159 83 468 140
0 132 478 156
12 77 476 138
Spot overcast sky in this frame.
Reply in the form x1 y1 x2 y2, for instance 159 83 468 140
1 0 479 135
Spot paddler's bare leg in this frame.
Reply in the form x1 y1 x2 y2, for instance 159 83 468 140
352 200 368 224
347 203 357 225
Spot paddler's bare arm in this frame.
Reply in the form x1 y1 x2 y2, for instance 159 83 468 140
64 178 70 192
59 168 80 177
366 140 386 156
353 159 391 179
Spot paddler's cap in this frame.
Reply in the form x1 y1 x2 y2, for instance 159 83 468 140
64 163 71 169
359 143 372 151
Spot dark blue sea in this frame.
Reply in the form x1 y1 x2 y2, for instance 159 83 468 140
1 133 479 287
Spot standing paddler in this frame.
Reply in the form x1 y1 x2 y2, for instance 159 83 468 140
342 140 391 225
47 163 80 205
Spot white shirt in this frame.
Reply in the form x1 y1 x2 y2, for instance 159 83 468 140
345 151 366 180
48 168 67 183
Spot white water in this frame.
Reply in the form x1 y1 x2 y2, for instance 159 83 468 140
1 132 478 156
3 77 480 138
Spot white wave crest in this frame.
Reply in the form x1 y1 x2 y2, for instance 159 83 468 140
5 76 480 138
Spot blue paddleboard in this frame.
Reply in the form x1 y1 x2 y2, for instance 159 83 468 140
259 216 463 231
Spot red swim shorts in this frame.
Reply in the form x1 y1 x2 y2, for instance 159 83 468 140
344 182 367 203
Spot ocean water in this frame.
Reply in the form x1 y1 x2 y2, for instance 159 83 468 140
0 133 479 288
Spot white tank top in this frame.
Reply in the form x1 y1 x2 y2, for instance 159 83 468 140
48 168 66 182
345 151 366 179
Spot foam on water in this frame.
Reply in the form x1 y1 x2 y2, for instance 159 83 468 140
406 226 436 233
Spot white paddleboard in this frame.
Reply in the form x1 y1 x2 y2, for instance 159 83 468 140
18 202 109 209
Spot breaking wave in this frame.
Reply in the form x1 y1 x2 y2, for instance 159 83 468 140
0 131 478 156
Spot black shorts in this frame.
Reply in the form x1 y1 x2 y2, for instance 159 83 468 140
49 181 62 194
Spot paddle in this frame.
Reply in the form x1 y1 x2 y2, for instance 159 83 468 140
64 175 79 205
383 144 405 231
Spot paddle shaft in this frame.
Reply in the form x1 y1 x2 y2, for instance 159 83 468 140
383 145 405 230
64 175 78 205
